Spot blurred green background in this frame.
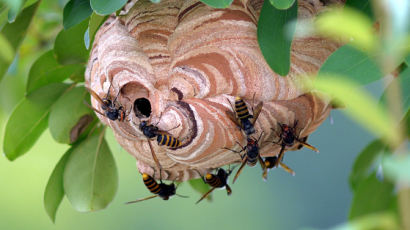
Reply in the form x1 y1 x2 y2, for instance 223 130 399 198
0 0 391 229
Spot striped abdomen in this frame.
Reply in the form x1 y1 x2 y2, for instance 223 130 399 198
235 97 252 120
205 174 224 188
157 134 181 148
142 173 161 194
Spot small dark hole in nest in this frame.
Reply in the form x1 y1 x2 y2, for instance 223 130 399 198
134 98 151 118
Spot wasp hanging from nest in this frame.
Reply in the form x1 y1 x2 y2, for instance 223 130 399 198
226 96 263 136
267 121 319 176
85 82 126 122
195 166 235 204
224 132 265 184
134 98 183 174
125 173 187 204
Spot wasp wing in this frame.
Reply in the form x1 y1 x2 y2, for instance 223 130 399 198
147 139 162 170
85 87 106 105
83 101 105 117
250 102 263 125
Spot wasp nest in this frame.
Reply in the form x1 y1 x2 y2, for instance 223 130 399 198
85 0 341 181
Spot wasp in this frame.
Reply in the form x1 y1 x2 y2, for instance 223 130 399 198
224 132 265 183
85 83 126 122
138 120 182 172
271 121 319 170
195 167 234 204
262 156 295 180
226 96 263 136
126 173 187 204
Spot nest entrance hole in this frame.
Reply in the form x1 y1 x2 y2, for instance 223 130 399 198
134 98 151 118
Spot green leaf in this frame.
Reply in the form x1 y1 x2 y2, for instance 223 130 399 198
0 4 8 30
188 178 212 202
44 149 72 223
405 54 410 66
379 67 410 114
64 129 118 212
0 33 13 62
349 173 395 220
349 139 385 190
69 65 86 82
258 0 297 76
344 0 374 21
0 1 40 81
383 153 410 183
5 0 24 23
199 0 233 8
310 75 400 147
26 50 84 93
315 7 376 52
86 12 107 49
90 0 127 15
319 45 382 85
54 18 89 65
49 86 94 144
3 83 70 161
330 213 399 230
269 0 295 10
63 0 92 30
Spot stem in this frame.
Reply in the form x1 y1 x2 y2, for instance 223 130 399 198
373 0 410 228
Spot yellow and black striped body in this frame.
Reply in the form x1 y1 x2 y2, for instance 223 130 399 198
142 173 176 200
157 134 181 148
235 97 252 120
205 174 224 188
143 173 161 195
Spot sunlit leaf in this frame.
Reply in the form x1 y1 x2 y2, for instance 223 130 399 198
26 50 84 93
44 149 72 223
258 0 297 76
63 0 92 30
379 67 410 116
54 18 88 65
310 75 400 146
188 178 212 202
330 213 399 230
0 33 13 62
0 1 40 81
319 45 382 85
199 0 233 8
3 83 70 161
49 86 94 144
349 173 395 220
349 139 385 190
269 0 295 10
315 7 376 52
90 0 127 15
344 0 374 21
64 129 118 212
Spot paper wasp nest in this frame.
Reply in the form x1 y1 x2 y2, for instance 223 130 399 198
85 0 341 181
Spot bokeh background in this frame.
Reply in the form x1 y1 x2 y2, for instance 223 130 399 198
0 0 386 229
